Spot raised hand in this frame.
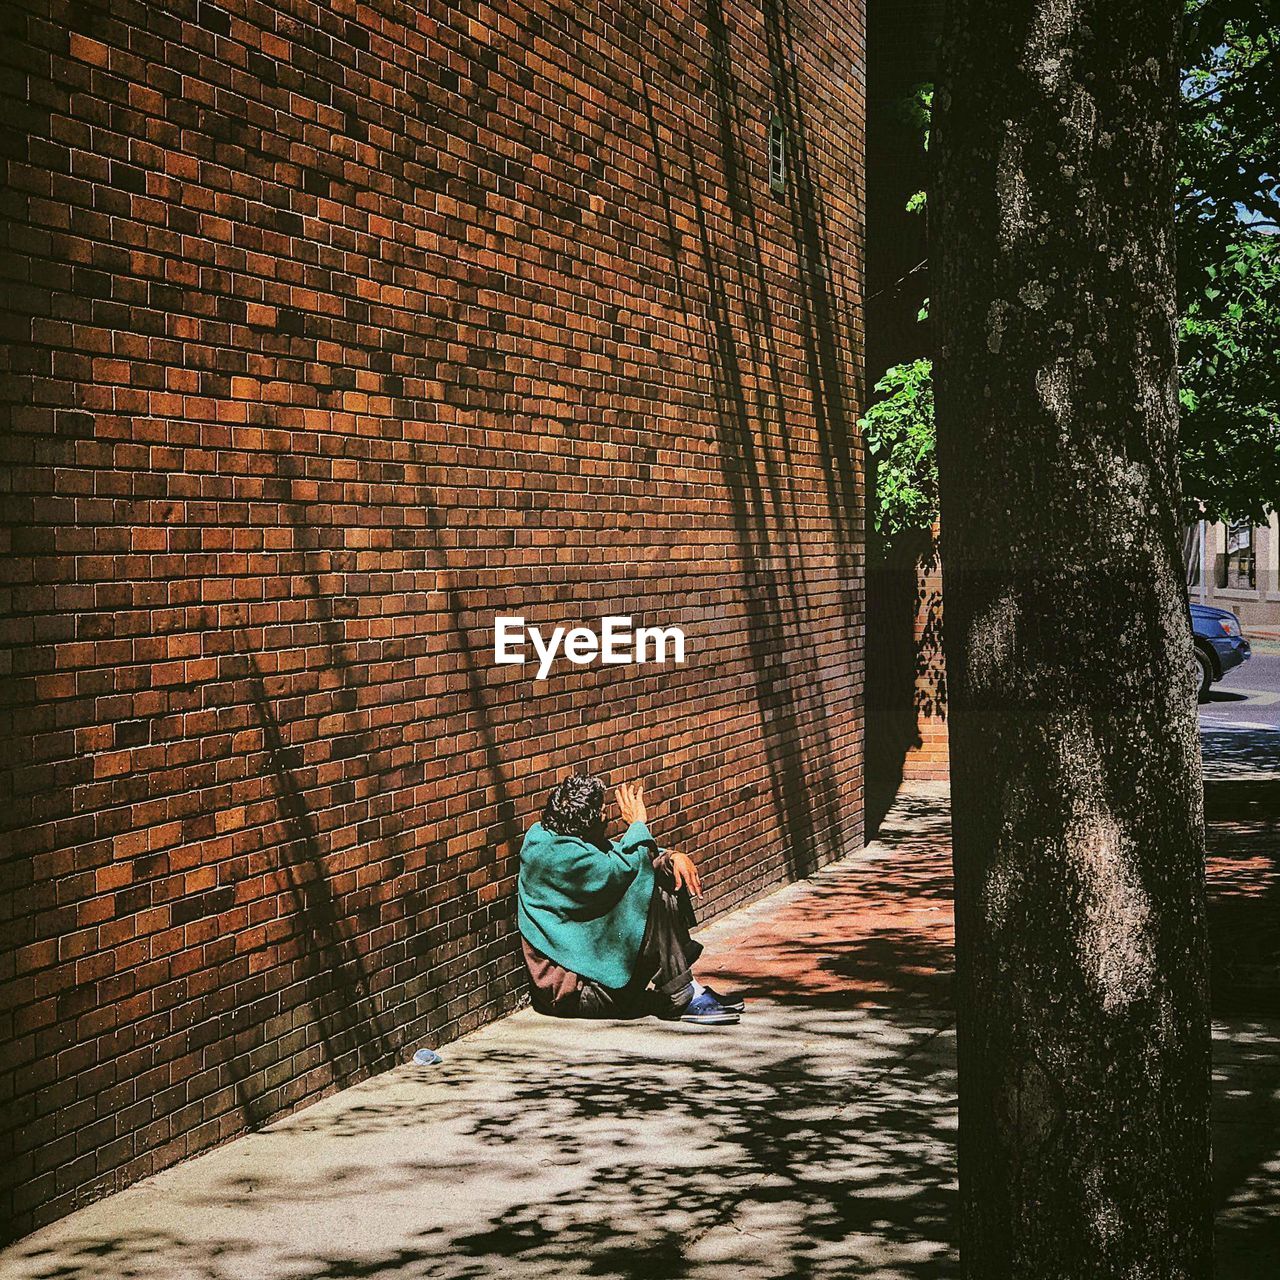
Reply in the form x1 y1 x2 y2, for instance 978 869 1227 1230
616 781 647 826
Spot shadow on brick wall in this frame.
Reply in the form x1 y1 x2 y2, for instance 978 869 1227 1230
865 534 947 835
225 647 402 1118
0 0 867 1238
206 455 529 1128
634 0 865 880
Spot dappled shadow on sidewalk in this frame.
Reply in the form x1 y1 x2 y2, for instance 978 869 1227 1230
430 1027 955 1280
1201 726 1280 782
1213 1019 1280 1279
6 774 1278 1279
1203 731 1280 1015
700 785 954 1013
5 1009 958 1280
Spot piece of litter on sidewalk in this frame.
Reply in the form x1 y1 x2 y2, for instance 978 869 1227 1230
412 1048 442 1066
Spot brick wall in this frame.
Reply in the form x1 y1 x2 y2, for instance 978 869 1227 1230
864 533 946 830
0 0 866 1237
900 544 948 780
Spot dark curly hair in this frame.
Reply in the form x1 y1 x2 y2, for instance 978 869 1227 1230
542 772 606 840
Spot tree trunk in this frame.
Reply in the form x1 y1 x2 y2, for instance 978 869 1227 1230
931 3 1213 1277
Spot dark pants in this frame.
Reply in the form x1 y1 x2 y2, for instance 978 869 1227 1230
578 884 703 1018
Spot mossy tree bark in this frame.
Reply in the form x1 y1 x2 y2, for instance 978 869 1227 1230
932 2 1213 1276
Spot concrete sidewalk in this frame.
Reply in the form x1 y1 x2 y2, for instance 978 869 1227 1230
2 778 1277 1279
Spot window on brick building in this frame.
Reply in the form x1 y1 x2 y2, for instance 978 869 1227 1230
768 113 787 195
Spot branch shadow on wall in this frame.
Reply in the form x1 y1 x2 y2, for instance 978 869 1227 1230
634 0 865 880
253 643 403 1063
206 453 526 1131
864 533 946 835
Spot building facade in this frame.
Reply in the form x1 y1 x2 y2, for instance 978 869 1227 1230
0 0 867 1238
1187 515 1280 634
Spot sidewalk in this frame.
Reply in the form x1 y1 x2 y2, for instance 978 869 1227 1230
2 777 1276 1280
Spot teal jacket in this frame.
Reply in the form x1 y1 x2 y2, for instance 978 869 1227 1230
517 820 658 989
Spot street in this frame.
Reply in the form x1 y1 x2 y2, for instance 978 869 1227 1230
1201 644 1280 733
1200 643 1280 789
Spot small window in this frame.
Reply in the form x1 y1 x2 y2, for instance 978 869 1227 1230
1220 520 1256 590
768 113 787 195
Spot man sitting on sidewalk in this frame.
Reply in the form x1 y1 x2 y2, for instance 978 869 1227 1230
517 773 743 1026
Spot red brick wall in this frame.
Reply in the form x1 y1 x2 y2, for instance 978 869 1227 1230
0 0 866 1236
900 545 949 780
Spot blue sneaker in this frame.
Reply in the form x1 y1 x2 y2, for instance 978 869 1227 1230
703 986 745 1013
679 992 740 1025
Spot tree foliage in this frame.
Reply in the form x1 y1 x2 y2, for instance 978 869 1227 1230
861 0 1280 546
860 359 936 548
1179 237 1280 518
1179 0 1280 259
1178 0 1280 519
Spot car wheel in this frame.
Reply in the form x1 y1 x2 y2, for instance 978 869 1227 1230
1192 648 1212 704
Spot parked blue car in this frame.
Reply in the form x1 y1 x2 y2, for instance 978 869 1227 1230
1191 603 1251 702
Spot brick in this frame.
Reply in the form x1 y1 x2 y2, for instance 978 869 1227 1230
67 34 110 68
